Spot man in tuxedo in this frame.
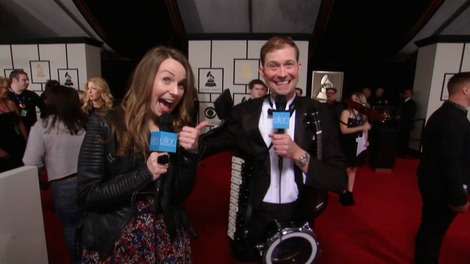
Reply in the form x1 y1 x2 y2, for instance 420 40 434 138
397 88 416 156
415 72 470 263
201 36 345 262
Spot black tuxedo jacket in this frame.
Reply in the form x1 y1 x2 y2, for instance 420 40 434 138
398 98 417 129
201 96 346 208
418 101 470 206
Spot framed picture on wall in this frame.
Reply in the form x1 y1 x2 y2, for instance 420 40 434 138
3 68 16 78
57 68 79 89
30 61 51 84
441 73 454 101
233 59 260 86
311 71 344 102
198 68 224 93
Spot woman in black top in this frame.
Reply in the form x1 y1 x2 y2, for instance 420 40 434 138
339 92 371 205
0 77 27 172
78 47 207 263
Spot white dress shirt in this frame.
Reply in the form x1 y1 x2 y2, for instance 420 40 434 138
259 96 306 203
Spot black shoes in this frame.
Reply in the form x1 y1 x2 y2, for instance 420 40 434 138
340 191 355 206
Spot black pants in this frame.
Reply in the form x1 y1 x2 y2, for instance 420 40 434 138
415 201 457 264
398 127 411 154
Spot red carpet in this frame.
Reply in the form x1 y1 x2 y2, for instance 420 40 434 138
42 152 470 263
187 152 470 264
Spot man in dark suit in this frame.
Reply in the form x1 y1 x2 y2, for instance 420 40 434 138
397 88 417 155
201 36 345 262
415 72 470 264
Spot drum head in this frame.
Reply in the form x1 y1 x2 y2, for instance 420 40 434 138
264 230 318 264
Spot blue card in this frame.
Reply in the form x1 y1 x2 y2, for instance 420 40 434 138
273 111 290 129
150 131 178 153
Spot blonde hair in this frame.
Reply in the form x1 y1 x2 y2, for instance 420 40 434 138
82 77 113 114
116 46 196 156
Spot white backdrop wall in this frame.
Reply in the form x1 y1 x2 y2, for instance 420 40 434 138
0 40 101 94
0 166 48 263
412 40 470 150
189 39 309 124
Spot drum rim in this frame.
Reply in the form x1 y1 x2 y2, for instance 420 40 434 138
263 229 318 264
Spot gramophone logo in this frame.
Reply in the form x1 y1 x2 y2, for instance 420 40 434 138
198 68 223 93
64 72 74 86
205 71 216 87
317 74 333 102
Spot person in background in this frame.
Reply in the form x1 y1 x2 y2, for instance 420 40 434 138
248 79 268 99
339 92 371 205
78 47 207 263
397 88 416 156
81 77 113 117
326 87 338 104
0 76 27 172
326 87 343 118
40 80 60 101
415 72 470 264
361 87 372 107
371 87 389 110
8 69 45 132
23 85 87 263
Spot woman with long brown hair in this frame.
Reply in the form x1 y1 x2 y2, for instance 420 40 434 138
0 76 27 172
78 47 207 263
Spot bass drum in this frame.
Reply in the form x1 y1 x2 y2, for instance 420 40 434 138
260 223 319 264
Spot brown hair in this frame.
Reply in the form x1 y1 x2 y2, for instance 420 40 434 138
260 36 299 66
116 46 196 156
0 77 10 99
0 76 10 88
9 69 27 80
448 71 470 96
248 79 267 90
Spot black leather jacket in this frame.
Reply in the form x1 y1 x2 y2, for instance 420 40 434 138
77 111 198 256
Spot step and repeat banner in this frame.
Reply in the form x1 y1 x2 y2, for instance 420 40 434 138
0 40 101 94
188 39 309 125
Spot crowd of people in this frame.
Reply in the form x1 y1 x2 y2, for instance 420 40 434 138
0 35 468 264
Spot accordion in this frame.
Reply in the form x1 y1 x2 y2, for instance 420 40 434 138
227 155 252 240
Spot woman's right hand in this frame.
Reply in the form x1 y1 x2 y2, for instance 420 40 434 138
362 121 371 132
147 152 169 180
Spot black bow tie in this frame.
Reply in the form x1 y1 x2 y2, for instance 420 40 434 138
267 104 296 118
